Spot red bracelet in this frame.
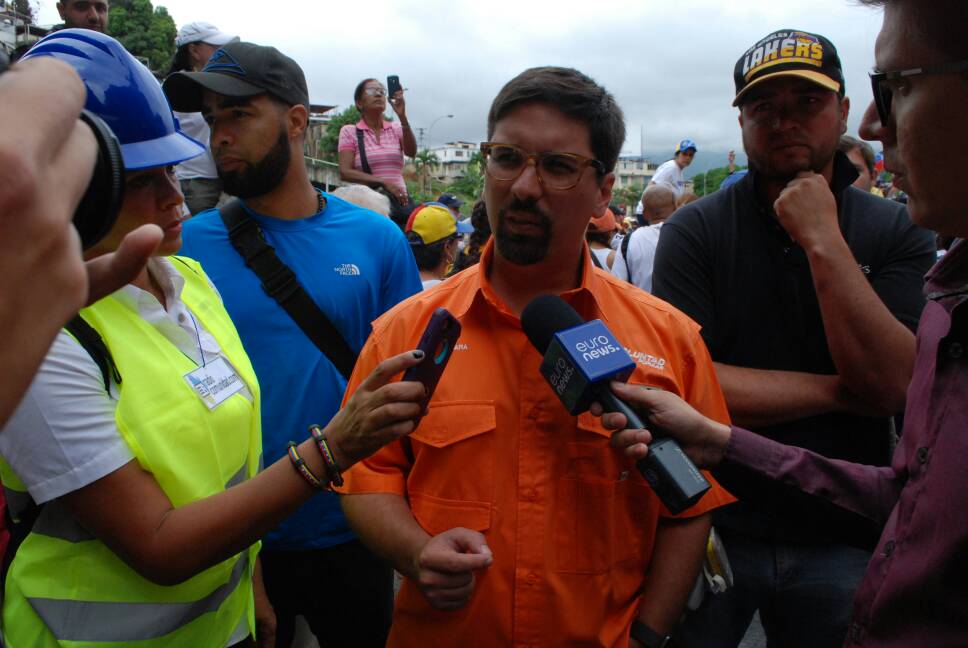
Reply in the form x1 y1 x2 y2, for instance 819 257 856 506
309 424 344 488
287 441 323 490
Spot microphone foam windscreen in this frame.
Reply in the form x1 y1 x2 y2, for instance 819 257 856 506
521 294 585 354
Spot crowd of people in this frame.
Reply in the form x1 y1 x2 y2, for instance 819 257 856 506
0 0 966 647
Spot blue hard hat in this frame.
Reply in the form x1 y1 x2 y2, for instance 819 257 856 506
23 29 204 170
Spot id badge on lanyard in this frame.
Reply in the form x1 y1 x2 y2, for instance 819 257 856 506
184 356 245 410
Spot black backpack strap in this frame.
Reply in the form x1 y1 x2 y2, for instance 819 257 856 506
621 230 634 279
64 315 120 391
356 128 373 175
589 248 605 270
219 200 357 380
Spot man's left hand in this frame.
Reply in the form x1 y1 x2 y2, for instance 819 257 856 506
774 171 840 251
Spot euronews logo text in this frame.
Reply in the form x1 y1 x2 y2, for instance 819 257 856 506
575 335 621 362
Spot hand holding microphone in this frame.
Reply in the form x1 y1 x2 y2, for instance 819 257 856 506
596 383 732 471
521 295 711 514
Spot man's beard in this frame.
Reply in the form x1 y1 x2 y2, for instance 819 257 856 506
743 132 837 182
494 198 553 266
218 129 291 199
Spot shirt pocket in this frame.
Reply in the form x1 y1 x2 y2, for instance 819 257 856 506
554 413 661 574
408 401 496 532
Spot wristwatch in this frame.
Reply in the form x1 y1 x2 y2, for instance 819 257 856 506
630 620 673 648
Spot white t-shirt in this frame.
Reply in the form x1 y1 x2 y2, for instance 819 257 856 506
591 245 614 270
650 160 686 200
611 222 665 292
174 111 218 180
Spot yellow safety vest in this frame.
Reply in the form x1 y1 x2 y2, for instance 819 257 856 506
1 257 262 647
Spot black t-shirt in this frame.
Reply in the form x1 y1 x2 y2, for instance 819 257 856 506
653 152 937 546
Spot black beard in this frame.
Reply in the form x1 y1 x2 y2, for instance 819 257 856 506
218 129 291 199
494 198 553 266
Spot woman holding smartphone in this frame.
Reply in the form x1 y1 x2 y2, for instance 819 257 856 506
338 77 417 212
0 31 425 648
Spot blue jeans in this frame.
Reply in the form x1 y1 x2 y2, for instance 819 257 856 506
676 528 870 648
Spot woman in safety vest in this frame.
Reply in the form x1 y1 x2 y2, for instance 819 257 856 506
0 30 425 648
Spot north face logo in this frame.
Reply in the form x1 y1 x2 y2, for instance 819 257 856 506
334 264 361 276
203 49 246 76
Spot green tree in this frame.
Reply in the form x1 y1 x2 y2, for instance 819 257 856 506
447 151 484 205
107 0 176 72
614 183 644 210
318 106 361 161
414 149 440 195
14 0 36 23
691 166 746 197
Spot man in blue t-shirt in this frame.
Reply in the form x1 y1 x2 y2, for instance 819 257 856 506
165 42 421 647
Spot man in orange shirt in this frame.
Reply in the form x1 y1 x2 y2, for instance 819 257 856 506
338 67 734 647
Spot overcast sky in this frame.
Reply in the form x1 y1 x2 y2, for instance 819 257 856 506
37 0 885 174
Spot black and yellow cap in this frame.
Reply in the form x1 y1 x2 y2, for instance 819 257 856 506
733 29 844 106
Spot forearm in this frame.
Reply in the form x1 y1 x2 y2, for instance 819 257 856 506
66 435 330 585
721 425 902 525
341 492 430 578
144 438 327 581
805 238 914 413
400 120 417 157
715 362 846 427
338 165 390 189
636 514 711 634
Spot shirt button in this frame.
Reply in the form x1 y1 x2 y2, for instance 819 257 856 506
526 572 539 585
949 342 964 359
917 447 929 464
521 488 538 501
883 540 896 556
178 314 186 322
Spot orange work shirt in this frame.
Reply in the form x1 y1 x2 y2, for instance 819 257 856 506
339 241 735 647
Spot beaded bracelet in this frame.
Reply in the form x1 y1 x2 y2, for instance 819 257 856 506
287 441 323 490
309 424 344 488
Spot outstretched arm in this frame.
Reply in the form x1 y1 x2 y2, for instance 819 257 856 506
59 350 426 585
598 383 904 527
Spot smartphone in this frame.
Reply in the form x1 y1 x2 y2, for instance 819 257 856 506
387 75 402 98
402 308 461 402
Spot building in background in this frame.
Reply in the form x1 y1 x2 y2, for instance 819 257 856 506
0 4 48 56
614 155 657 189
430 141 479 182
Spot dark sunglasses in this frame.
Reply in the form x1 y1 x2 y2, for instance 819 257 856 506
870 59 968 126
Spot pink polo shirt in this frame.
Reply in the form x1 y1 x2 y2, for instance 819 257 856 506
339 119 407 196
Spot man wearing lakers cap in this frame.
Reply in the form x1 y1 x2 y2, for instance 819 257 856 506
652 30 935 647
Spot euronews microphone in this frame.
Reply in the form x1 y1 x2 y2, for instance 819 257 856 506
521 294 710 514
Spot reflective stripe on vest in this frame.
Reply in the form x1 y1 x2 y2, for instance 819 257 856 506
2 257 262 647
28 553 248 642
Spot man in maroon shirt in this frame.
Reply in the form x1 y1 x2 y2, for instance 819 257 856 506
602 1 968 645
